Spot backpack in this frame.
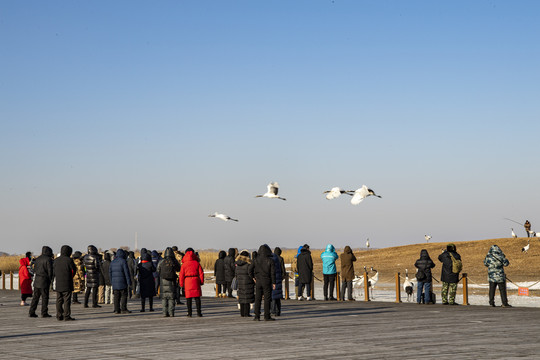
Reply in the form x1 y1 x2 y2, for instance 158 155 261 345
449 253 462 274
415 268 426 281
160 258 177 281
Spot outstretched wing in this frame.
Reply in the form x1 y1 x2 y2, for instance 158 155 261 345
326 187 341 200
268 182 279 196
351 185 369 205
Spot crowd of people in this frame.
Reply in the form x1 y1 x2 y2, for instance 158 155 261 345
17 242 513 321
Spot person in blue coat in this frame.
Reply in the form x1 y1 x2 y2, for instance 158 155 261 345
109 249 132 314
321 244 339 301
271 252 283 316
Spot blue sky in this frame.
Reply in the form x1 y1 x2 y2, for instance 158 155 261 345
1 1 539 255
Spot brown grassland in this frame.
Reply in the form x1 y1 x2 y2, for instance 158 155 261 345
1 237 538 284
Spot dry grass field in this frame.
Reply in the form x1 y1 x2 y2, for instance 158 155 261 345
2 237 538 284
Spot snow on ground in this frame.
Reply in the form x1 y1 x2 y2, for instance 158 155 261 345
4 273 539 307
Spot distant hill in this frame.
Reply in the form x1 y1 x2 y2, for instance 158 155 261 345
351 237 539 283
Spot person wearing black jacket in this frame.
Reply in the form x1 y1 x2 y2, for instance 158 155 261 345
214 250 227 298
53 245 76 321
252 244 276 321
83 245 101 308
414 249 436 304
297 244 314 300
126 251 137 299
235 250 255 317
438 243 461 305
29 246 54 318
223 248 236 298
101 252 112 304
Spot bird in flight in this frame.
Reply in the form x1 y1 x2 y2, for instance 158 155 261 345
323 187 354 200
350 185 382 205
255 182 286 201
208 212 239 222
425 235 432 242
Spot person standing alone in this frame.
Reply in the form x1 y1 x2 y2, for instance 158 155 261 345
438 243 461 305
297 244 313 301
484 245 512 307
53 245 76 321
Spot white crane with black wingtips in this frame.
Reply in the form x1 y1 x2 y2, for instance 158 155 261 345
351 185 382 205
255 182 286 201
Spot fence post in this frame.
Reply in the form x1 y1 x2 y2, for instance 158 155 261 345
215 283 219 298
310 274 315 300
462 273 470 305
284 273 290 300
10 271 14 290
336 272 341 301
2 271 5 290
395 272 402 303
364 271 370 301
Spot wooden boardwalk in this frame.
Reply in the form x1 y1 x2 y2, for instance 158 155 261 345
0 289 539 359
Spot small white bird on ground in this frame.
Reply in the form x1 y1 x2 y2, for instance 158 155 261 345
350 185 382 205
522 239 530 253
511 228 517 238
368 267 379 298
323 187 354 200
403 269 414 302
255 182 286 200
208 212 239 222
425 235 432 243
366 238 370 249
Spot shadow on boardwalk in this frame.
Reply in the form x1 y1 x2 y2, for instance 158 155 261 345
1 290 539 359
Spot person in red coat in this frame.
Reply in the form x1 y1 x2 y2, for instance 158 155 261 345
179 248 204 317
19 253 34 306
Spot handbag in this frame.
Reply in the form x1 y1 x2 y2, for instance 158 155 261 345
231 277 238 290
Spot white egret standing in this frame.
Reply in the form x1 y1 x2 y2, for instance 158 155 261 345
255 182 286 201
511 228 517 238
323 187 354 200
351 185 382 205
366 238 370 249
208 212 239 222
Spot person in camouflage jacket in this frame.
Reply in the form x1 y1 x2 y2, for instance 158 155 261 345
72 252 86 304
483 245 511 307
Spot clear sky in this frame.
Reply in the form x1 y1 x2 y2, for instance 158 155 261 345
1 1 539 255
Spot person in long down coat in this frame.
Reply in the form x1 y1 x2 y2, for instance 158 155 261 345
340 246 356 301
137 252 156 312
29 246 54 318
53 245 76 321
83 245 101 308
157 247 181 317
415 249 436 304
297 244 313 300
271 251 283 316
109 249 132 314
214 250 227 298
71 251 85 304
235 250 255 317
253 244 276 321
223 248 236 298
484 245 511 307
19 253 33 306
179 248 204 317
